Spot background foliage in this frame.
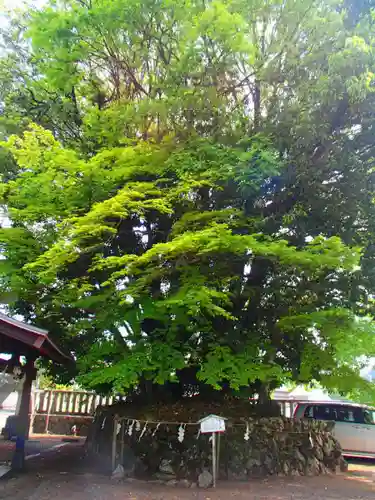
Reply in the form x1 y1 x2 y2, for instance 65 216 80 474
1 0 375 402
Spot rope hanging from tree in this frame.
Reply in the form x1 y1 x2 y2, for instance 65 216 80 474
114 416 310 442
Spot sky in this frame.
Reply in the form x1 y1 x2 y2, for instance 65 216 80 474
0 0 45 30
1 0 44 12
0 0 35 226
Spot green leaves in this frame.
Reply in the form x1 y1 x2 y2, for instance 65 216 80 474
2 129 363 396
197 346 286 391
279 310 375 389
1 0 375 402
78 340 186 391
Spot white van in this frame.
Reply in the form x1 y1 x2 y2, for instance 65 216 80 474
294 401 375 458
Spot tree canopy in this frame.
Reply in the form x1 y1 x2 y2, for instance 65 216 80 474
1 0 375 402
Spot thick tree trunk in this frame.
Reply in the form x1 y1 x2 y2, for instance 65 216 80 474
257 382 271 405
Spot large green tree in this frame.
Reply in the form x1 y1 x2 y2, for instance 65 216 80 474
1 0 375 402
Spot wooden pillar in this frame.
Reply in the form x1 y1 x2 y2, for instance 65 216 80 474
11 356 37 472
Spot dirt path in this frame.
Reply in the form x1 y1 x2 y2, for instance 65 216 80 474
0 442 374 500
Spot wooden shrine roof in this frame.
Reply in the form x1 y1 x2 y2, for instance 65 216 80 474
0 313 72 364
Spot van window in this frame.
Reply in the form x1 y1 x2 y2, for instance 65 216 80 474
304 406 314 418
364 409 375 425
334 406 364 424
304 404 366 424
303 405 334 420
314 405 335 420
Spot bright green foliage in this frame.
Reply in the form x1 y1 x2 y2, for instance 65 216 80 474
1 0 375 401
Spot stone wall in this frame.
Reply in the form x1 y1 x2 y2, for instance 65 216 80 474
86 405 347 485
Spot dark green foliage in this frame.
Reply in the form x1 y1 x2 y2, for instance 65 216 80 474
1 0 375 402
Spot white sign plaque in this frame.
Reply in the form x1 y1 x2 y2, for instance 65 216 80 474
199 414 226 434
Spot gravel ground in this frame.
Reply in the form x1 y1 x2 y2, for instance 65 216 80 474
0 442 374 500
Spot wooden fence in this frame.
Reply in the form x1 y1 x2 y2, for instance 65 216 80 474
30 389 125 435
29 389 301 436
33 389 117 416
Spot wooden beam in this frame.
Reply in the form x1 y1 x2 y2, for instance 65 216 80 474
0 313 72 364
